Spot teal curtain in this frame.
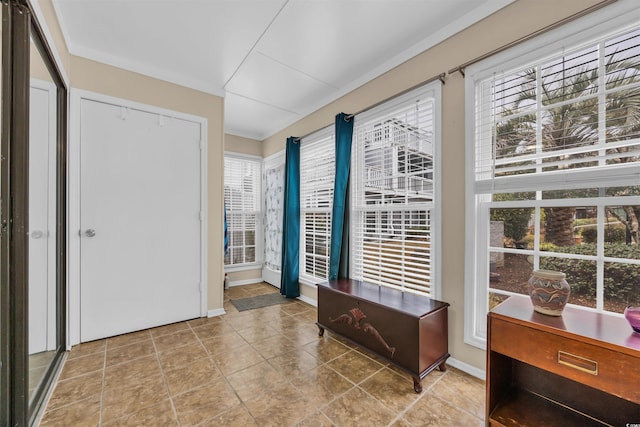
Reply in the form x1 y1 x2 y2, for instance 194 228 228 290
280 137 301 298
329 113 354 280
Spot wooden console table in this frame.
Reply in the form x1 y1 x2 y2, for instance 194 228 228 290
316 279 449 393
487 295 640 426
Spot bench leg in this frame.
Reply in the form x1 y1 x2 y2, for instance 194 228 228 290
438 361 447 372
317 325 325 337
413 377 423 393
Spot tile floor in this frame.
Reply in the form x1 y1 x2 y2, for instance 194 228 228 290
39 283 485 426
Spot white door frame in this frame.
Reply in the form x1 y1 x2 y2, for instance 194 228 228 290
68 89 208 346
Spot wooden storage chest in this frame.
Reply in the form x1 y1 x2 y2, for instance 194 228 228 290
317 279 449 392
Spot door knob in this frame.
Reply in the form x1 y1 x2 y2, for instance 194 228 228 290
30 230 44 239
84 229 96 238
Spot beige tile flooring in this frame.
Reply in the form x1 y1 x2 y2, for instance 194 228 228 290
39 283 485 426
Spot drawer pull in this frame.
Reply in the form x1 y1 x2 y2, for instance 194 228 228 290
558 351 598 375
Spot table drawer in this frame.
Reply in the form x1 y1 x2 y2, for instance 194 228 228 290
490 317 640 404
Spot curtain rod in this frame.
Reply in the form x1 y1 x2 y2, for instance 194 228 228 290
447 0 618 77
293 72 446 142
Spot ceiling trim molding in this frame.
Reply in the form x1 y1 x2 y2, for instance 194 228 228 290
51 0 225 97
68 44 226 97
256 0 516 140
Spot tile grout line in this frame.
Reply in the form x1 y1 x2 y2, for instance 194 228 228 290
188 317 260 425
150 330 181 426
98 342 108 427
386 370 447 426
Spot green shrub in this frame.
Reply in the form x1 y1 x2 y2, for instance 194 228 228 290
539 243 640 304
539 242 557 252
490 207 533 242
581 225 627 244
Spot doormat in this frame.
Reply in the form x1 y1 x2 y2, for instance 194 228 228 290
230 293 293 312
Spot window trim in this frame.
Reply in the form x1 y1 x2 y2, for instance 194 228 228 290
464 2 640 349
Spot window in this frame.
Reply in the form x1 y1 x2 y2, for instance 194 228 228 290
351 82 441 297
300 128 335 283
466 7 640 347
224 154 262 268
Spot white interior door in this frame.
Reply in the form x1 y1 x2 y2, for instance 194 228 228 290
80 99 202 342
28 83 57 353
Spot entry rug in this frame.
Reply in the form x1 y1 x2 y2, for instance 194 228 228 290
230 293 293 312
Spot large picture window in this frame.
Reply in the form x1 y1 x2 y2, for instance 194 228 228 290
300 128 335 283
466 10 640 346
224 154 262 268
351 82 441 297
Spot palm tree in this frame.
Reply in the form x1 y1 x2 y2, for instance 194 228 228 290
497 46 640 246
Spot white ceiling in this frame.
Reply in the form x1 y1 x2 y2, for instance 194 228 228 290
52 0 513 141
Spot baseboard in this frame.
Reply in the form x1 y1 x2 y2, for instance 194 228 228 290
297 294 317 307
445 356 486 380
228 278 262 287
207 308 226 318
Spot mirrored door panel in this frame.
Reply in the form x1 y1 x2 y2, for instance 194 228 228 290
28 32 58 406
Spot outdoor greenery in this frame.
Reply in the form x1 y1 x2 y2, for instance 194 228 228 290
581 224 627 244
490 208 532 243
494 37 640 245
540 243 640 304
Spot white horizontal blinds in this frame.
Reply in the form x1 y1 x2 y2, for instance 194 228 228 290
352 91 435 296
224 156 261 265
300 128 334 281
475 26 640 194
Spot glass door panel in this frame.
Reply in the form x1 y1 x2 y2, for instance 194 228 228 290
28 32 58 406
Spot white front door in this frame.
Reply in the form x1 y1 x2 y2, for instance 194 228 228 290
79 98 203 342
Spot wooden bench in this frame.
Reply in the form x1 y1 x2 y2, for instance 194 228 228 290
316 279 449 392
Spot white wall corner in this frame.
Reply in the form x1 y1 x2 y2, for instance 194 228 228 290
207 308 226 318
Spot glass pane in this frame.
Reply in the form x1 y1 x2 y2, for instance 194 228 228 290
541 188 599 199
606 185 640 196
245 247 255 263
604 205 639 248
493 192 536 201
490 207 534 249
489 292 509 311
489 251 533 297
540 206 598 252
28 33 58 404
604 261 640 313
540 45 599 106
540 256 597 308
542 206 582 249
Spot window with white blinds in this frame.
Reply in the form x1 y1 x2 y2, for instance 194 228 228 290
474 26 640 194
351 83 441 297
466 12 640 347
224 154 262 267
300 128 335 283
